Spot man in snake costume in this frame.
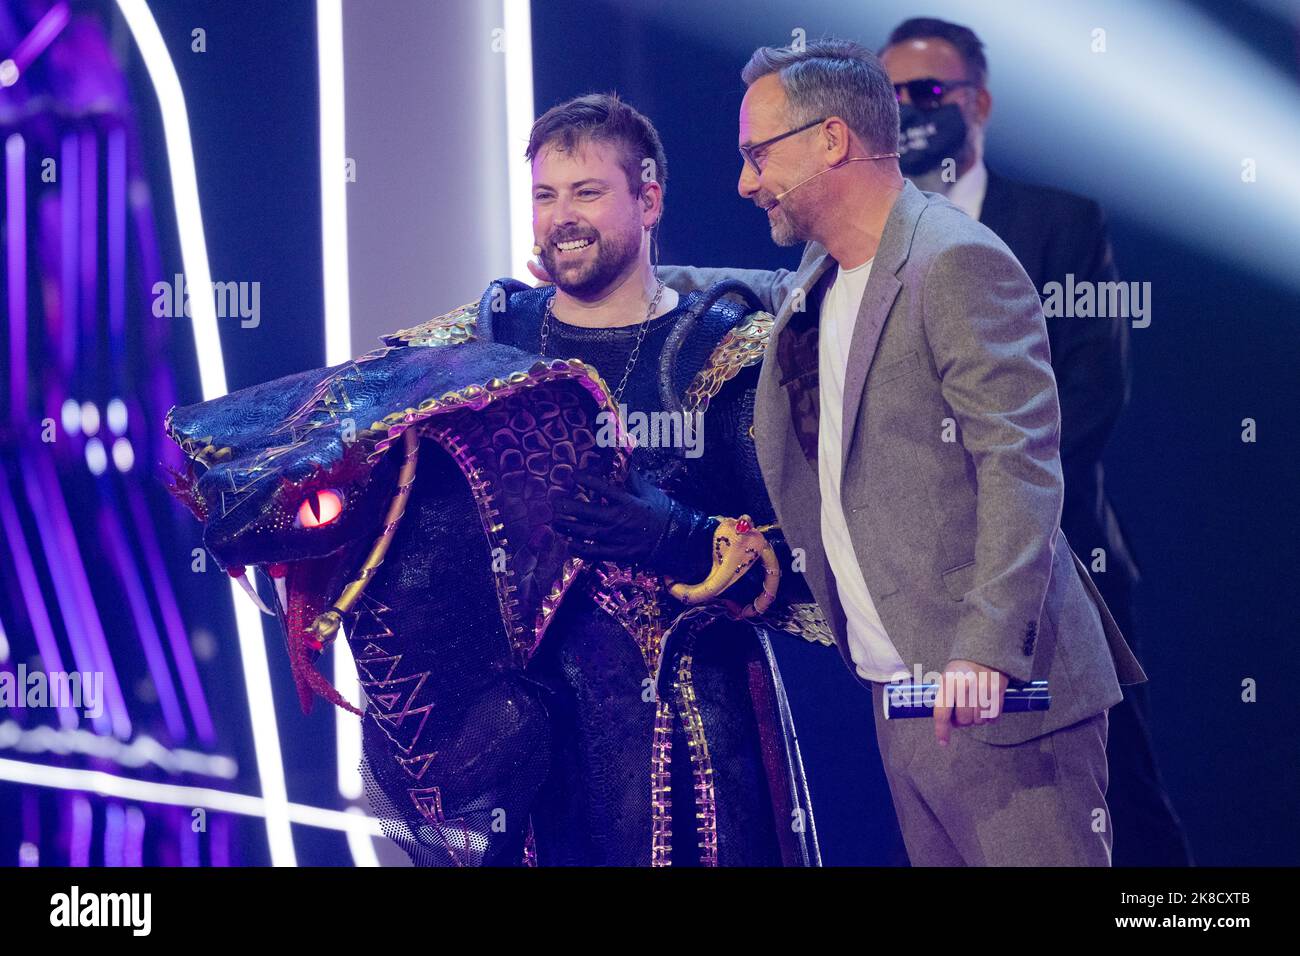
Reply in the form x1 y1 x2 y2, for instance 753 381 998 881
164 93 834 866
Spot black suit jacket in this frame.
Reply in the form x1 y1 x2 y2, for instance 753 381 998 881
978 168 1139 585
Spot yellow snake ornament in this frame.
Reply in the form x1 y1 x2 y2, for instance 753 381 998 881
665 515 781 619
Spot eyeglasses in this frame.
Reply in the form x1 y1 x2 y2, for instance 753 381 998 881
893 78 976 111
738 117 827 175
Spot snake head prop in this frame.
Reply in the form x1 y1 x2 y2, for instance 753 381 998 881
164 336 631 716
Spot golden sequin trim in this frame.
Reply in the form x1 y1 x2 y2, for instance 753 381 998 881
650 699 674 867
673 651 718 866
768 601 837 647
682 311 774 414
381 301 480 348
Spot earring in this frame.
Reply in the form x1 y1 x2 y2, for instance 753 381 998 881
531 244 542 256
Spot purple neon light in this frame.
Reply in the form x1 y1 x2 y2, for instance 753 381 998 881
125 805 145 867
128 173 182 430
22 771 40 843
78 131 97 371
211 813 231 867
180 807 199 867
0 598 23 719
113 119 215 740
130 180 164 321
9 2 70 73
124 485 216 745
59 132 77 377
108 127 126 357
5 134 27 424
70 794 92 867
104 801 124 866
97 503 187 742
0 614 11 674
21 453 132 738
0 465 78 730
16 458 109 734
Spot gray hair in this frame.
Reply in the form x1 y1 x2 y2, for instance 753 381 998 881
740 39 899 155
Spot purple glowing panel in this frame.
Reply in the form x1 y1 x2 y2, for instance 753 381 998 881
104 802 124 866
59 133 77 376
211 814 231 868
128 181 180 423
5 134 27 423
97 504 187 742
78 131 97 373
70 794 92 867
17 457 105 733
9 2 69 73
0 465 78 729
180 809 199 868
108 126 126 357
125 485 216 745
22 453 132 738
125 805 145 867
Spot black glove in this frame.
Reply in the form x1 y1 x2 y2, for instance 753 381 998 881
554 467 715 577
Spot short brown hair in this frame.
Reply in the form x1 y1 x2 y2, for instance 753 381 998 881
740 39 899 155
525 92 668 198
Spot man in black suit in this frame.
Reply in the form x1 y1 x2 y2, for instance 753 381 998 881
880 16 1191 866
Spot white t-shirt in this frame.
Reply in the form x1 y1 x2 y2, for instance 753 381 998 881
817 258 910 683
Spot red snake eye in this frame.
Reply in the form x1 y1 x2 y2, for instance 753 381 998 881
296 488 344 528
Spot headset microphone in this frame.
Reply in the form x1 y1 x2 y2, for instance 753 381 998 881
763 151 900 209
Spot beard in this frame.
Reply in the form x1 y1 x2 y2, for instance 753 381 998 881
756 191 809 248
767 203 802 247
540 221 641 298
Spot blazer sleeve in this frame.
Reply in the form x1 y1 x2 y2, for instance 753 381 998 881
654 264 799 315
920 238 1065 682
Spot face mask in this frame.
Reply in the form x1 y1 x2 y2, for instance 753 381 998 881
897 103 968 176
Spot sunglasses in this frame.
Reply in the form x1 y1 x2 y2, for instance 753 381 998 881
893 78 976 111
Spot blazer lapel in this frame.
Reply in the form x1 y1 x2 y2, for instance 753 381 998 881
839 181 929 482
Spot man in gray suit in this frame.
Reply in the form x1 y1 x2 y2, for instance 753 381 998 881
660 39 1147 865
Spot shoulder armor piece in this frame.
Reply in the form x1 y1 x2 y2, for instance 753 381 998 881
381 300 480 348
682 310 774 413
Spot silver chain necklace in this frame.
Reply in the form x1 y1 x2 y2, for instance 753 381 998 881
539 279 666 405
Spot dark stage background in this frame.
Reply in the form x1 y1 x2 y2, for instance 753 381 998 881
1 0 1295 866
527 0 1300 866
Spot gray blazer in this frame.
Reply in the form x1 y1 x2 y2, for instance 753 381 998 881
660 180 1146 745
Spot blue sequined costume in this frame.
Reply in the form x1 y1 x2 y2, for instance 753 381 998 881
164 278 832 866
467 279 824 865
